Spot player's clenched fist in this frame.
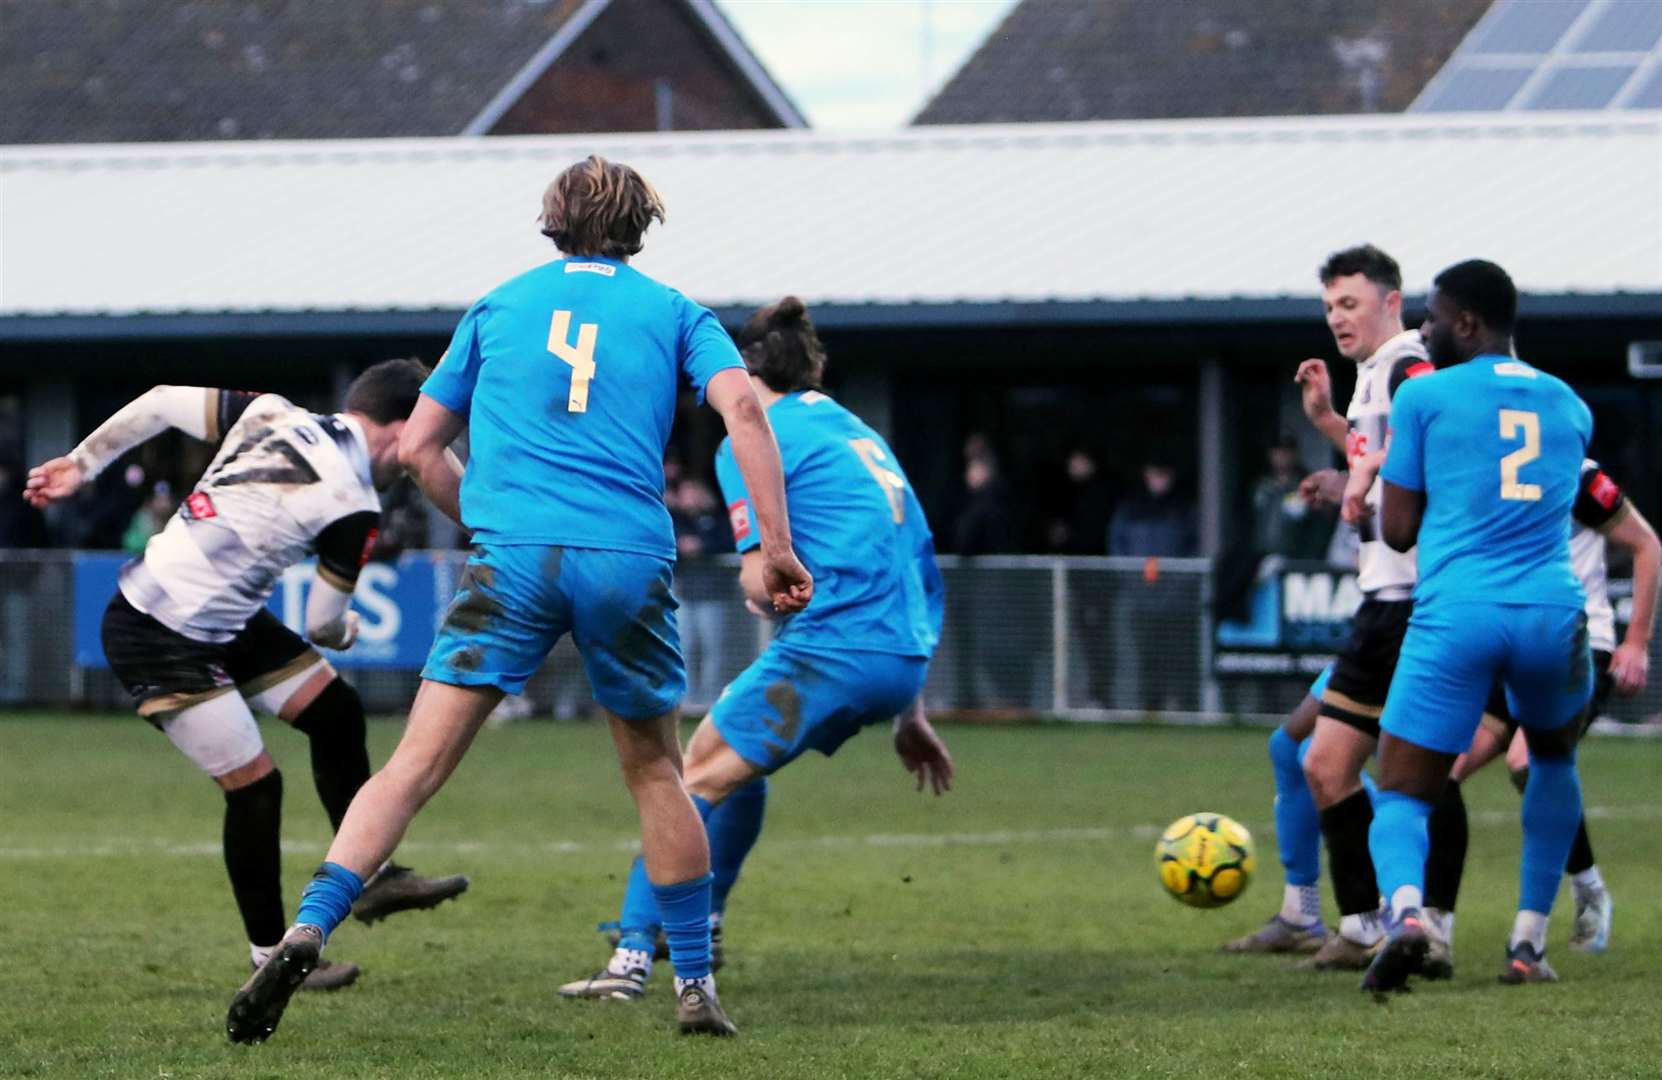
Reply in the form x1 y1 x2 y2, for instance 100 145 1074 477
763 548 813 614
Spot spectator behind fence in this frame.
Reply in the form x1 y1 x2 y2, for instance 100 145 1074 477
1109 458 1197 557
1108 457 1197 713
1048 447 1116 555
953 451 1016 555
671 475 733 704
121 481 174 555
1250 433 1336 561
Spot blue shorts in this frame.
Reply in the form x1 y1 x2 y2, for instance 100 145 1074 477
711 643 928 772
422 544 684 721
1308 665 1334 701
1381 601 1592 755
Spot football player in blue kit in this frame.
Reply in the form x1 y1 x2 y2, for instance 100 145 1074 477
227 156 813 1042
560 296 952 1002
1346 260 1595 993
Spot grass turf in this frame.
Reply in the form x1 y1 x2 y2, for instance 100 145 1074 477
3 713 1661 1079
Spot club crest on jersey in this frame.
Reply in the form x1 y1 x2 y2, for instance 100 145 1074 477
728 499 752 542
1590 472 1620 510
185 492 217 520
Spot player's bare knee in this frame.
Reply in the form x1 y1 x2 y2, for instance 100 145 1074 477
215 749 277 791
1301 749 1355 809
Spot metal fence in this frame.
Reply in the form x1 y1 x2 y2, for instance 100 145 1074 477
5 550 1661 727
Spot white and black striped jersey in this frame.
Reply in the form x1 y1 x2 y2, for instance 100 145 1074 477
118 392 381 643
1344 329 1433 597
1571 459 1627 653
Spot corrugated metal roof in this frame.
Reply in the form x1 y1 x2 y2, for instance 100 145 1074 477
3 113 1660 320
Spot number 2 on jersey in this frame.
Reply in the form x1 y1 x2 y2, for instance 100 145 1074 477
548 310 599 412
850 438 907 524
1499 409 1542 502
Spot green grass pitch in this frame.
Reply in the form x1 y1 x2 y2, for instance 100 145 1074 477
5 713 1662 1079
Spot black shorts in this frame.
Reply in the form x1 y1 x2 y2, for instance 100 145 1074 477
101 592 318 720
1319 597 1413 736
1482 649 1615 741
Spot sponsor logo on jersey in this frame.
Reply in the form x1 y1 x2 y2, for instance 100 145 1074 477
1590 472 1620 510
185 492 217 519
565 262 617 277
728 499 752 542
1345 429 1369 464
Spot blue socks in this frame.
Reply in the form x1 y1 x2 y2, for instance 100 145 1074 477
706 779 768 914
1519 754 1583 915
615 785 766 974
1368 788 1432 918
653 874 715 979
1269 730 1320 888
294 861 364 942
617 855 661 954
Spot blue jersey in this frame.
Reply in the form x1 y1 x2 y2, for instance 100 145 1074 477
423 256 744 558
1380 355 1591 610
715 390 943 658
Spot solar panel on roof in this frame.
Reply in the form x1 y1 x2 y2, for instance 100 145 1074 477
1526 63 1638 108
1467 0 1591 54
1623 64 1662 107
1570 1 1662 53
1418 65 1535 111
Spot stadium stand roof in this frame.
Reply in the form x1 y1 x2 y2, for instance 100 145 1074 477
0 0 803 144
4 112 1661 337
914 0 1493 125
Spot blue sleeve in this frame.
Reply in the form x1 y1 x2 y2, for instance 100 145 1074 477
908 490 945 649
423 301 487 415
713 440 759 553
678 298 745 404
1379 379 1428 493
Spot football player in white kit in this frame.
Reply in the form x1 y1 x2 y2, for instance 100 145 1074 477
1432 461 1658 965
24 360 467 991
1283 245 1466 972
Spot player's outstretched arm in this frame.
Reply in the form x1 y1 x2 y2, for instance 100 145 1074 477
1294 360 1349 452
397 394 467 526
1604 503 1660 695
704 368 812 614
894 697 953 795
24 385 217 507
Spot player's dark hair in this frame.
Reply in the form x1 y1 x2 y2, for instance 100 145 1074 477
540 155 666 258
736 296 827 393
1318 244 1402 292
1433 259 1517 334
343 358 429 424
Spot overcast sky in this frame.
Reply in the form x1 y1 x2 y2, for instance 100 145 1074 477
717 0 1019 130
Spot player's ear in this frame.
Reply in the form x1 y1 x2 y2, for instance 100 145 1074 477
1383 289 1402 320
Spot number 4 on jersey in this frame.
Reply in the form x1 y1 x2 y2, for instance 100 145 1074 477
548 310 599 412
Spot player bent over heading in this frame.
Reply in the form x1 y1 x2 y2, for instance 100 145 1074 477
560 296 952 1001
24 362 468 992
226 155 812 1044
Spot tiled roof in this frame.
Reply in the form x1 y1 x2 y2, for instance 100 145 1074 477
916 0 1493 125
3 114 1659 318
0 0 801 144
